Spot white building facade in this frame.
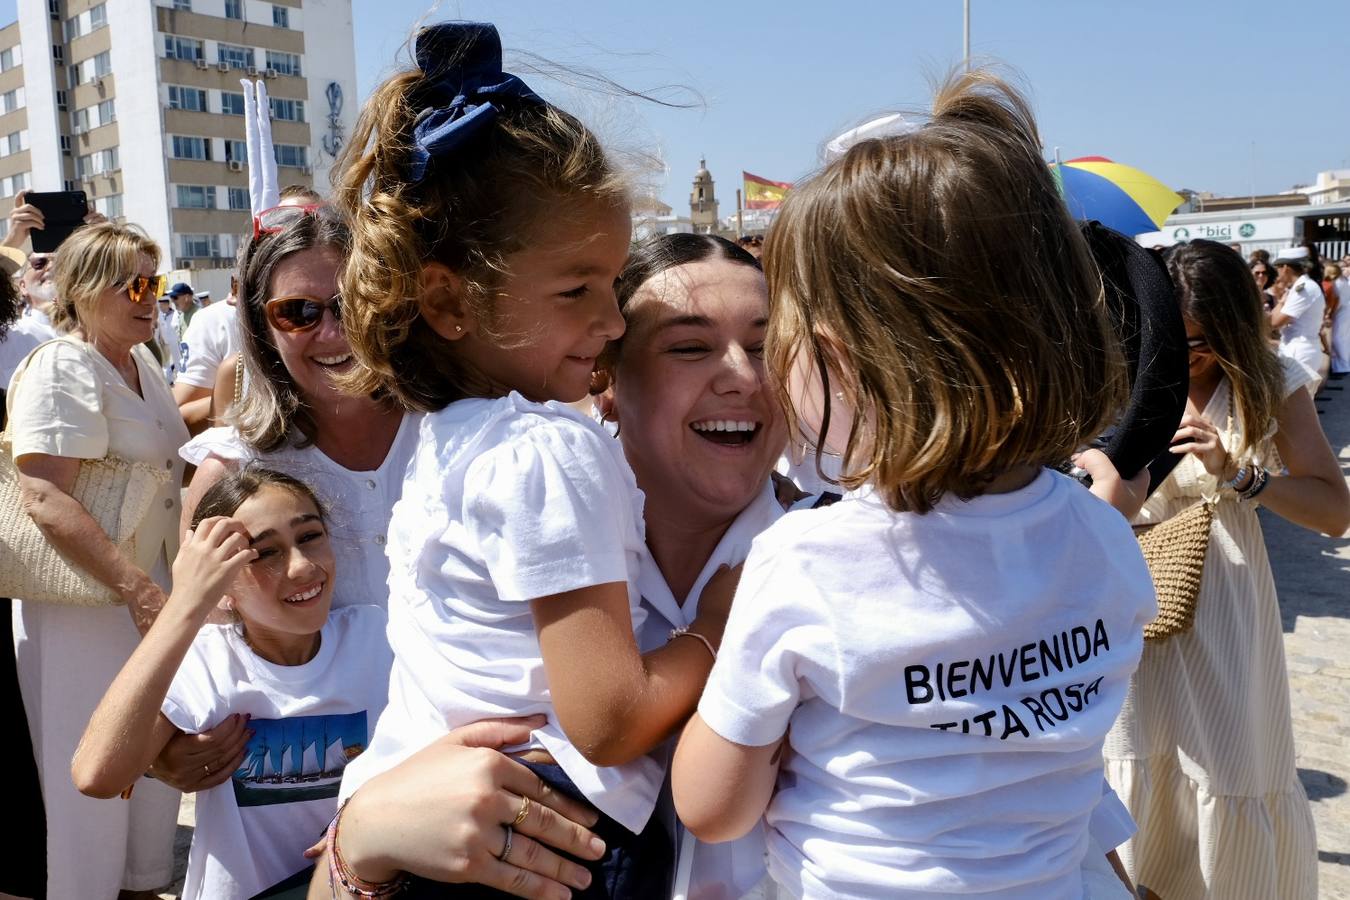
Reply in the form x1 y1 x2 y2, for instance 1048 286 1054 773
0 0 355 273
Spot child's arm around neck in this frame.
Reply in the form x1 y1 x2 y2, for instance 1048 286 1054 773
533 571 730 767
71 517 257 797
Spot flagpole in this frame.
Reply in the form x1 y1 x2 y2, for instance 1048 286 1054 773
737 189 744 237
963 0 971 71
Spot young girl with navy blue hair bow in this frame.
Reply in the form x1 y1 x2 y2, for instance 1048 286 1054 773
324 22 728 898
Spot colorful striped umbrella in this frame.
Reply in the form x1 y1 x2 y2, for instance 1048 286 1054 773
1051 156 1183 237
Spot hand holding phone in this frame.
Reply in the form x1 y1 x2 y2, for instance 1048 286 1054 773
24 190 89 253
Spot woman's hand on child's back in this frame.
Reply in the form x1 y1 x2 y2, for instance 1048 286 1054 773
170 517 257 617
312 715 604 900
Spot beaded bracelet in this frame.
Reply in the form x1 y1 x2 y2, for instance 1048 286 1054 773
327 799 407 898
1239 465 1270 502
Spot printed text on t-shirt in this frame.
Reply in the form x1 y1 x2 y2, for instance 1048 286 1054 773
904 618 1111 740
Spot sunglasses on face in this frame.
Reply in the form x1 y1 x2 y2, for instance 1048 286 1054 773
252 203 332 239
264 293 342 333
119 274 167 304
28 255 51 272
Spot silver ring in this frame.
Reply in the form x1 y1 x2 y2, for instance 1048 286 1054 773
498 825 514 863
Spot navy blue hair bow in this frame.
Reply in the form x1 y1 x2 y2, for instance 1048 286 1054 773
407 22 544 183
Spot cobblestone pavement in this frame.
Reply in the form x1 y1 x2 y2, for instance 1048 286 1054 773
1271 375 1350 899
158 380 1350 900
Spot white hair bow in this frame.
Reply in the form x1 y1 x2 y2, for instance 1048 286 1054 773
241 79 280 216
823 113 919 162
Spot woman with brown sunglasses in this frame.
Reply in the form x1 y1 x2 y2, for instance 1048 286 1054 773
5 221 190 898
147 207 421 798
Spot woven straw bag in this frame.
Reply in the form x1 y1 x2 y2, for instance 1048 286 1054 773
0 342 172 606
1135 498 1215 641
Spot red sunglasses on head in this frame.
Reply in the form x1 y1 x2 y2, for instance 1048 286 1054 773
252 203 336 239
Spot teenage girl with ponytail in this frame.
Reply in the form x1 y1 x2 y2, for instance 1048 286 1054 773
319 22 731 898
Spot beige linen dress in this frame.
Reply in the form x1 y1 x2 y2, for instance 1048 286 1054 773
1104 358 1318 900
8 336 190 899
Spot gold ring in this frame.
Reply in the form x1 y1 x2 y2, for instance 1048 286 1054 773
511 795 530 827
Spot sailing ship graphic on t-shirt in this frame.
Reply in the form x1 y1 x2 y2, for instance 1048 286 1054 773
232 710 367 808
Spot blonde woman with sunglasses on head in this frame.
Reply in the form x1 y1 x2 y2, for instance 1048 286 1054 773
6 221 189 899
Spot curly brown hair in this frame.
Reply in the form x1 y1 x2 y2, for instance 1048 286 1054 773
332 32 628 413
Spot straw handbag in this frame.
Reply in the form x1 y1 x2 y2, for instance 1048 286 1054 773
0 341 171 606
1135 498 1215 641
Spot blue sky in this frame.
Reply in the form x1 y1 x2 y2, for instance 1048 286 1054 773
5 1 1345 212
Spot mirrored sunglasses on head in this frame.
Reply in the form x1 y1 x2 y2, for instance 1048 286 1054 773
252 202 339 239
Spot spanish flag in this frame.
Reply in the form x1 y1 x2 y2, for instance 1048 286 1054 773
744 171 792 210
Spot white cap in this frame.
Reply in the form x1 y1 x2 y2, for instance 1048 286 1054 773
1274 246 1310 264
824 113 919 162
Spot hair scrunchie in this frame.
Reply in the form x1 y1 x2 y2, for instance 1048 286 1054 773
406 22 544 183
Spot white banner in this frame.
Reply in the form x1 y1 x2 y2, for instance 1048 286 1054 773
1136 216 1295 247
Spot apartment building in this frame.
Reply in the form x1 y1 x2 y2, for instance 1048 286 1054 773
0 0 355 272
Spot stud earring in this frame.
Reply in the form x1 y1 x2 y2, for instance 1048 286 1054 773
454 325 463 333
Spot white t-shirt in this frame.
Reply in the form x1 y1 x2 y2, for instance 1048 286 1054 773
175 300 239 390
339 394 662 833
180 414 421 610
698 470 1156 899
161 605 392 900
0 316 57 391
1278 274 1325 376
639 480 792 900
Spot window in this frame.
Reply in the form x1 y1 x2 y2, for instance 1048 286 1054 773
54 89 66 111
93 51 111 77
217 43 254 70
220 92 245 116
171 136 210 160
225 0 243 19
224 139 247 162
227 187 250 210
176 185 216 209
163 36 203 61
168 85 207 112
1 172 29 196
0 46 20 72
274 144 306 168
69 63 81 86
97 99 115 124
65 14 83 41
3 88 24 114
269 97 304 122
0 131 24 158
180 234 221 259
272 6 289 28
78 148 119 179
71 108 89 131
52 45 64 65
59 135 71 154
265 51 301 76
173 0 191 10
47 0 59 18
89 4 107 30
97 193 121 219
